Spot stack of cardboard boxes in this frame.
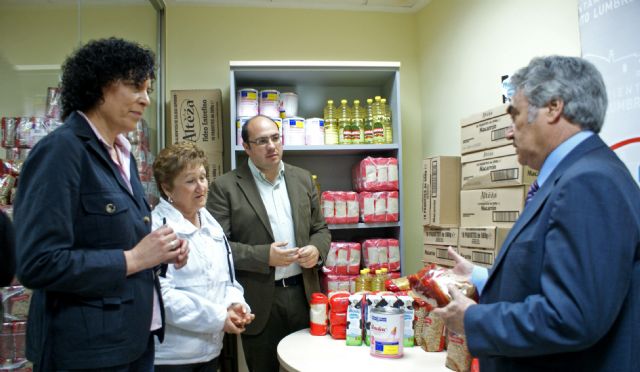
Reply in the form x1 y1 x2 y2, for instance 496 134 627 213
458 104 537 267
421 156 461 267
169 89 224 182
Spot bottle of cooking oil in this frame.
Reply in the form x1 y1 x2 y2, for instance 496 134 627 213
355 268 368 292
381 267 390 288
351 99 364 144
372 96 385 144
381 98 393 144
323 99 339 145
371 269 384 292
362 98 374 144
337 99 352 144
363 268 372 291
311 174 321 199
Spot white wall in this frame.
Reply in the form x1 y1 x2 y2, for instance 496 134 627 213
417 0 581 158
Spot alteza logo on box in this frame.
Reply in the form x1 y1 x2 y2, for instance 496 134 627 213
179 99 201 142
481 190 497 200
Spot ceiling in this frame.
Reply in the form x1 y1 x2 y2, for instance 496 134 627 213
164 0 431 13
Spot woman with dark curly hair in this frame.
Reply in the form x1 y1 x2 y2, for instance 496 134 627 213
14 37 189 371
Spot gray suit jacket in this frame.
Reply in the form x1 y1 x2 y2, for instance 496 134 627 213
207 161 331 335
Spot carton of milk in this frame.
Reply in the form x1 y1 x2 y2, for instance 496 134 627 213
345 294 364 346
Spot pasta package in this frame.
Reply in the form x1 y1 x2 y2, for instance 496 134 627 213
407 264 476 307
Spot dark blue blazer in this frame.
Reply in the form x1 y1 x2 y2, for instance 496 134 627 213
465 135 640 371
14 112 163 370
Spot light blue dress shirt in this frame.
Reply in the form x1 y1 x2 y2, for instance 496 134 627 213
248 159 302 280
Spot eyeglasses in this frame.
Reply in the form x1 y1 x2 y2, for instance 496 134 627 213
247 133 281 146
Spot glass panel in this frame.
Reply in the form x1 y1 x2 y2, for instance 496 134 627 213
0 0 159 152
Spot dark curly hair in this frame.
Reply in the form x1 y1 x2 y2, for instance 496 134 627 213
60 37 156 120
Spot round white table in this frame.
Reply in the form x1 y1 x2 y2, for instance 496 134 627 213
277 328 449 372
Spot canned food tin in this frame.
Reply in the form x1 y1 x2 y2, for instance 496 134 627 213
259 89 280 118
237 88 259 117
236 117 251 146
278 92 298 117
370 307 404 358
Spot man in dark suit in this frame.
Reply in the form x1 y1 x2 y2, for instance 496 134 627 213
0 210 15 286
434 56 640 371
207 115 330 372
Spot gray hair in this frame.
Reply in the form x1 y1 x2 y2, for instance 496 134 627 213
509 56 608 133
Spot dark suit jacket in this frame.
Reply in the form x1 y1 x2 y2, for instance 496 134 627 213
465 135 640 371
207 161 331 335
0 210 16 286
14 112 163 370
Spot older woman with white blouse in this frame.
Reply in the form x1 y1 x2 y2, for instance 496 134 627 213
152 142 254 372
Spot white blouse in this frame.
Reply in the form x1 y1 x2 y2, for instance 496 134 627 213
152 198 248 365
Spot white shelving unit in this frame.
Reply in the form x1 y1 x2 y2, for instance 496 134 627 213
229 61 404 272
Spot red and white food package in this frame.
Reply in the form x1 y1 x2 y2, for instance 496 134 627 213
334 191 348 224
407 264 477 307
321 191 335 224
352 157 377 191
347 242 361 275
329 291 350 340
386 191 399 222
387 238 401 272
360 192 388 223
345 192 359 223
385 157 399 191
324 242 361 275
352 157 399 192
322 274 358 294
324 242 348 274
358 192 375 223
362 239 389 271
324 191 359 224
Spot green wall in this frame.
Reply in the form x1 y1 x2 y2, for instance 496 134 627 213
164 5 426 275
0 2 157 148
0 0 582 278
417 0 581 158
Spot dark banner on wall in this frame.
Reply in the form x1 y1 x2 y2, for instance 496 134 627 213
579 0 640 185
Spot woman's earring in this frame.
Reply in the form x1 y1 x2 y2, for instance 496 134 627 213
168 195 173 203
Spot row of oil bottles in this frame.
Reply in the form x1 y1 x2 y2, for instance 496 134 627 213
355 267 393 292
323 96 393 145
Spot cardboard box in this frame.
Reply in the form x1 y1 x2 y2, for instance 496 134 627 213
170 89 224 181
421 158 431 225
458 226 510 250
461 114 513 154
460 103 509 127
458 246 496 268
429 156 461 227
460 186 527 227
423 244 456 267
461 145 538 189
423 227 459 247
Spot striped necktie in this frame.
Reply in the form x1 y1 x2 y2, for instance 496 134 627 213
525 180 540 205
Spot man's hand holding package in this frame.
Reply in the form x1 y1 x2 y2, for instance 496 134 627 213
432 284 476 334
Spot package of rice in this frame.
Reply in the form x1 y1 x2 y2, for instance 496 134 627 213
445 330 472 372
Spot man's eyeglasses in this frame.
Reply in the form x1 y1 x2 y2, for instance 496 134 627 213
247 133 281 146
